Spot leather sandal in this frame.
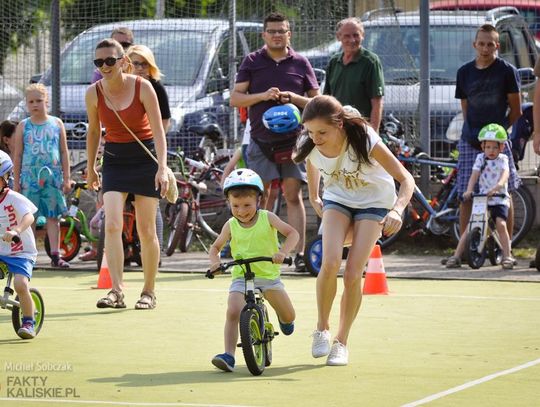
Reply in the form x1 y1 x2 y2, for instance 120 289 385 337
96 289 126 309
134 291 156 310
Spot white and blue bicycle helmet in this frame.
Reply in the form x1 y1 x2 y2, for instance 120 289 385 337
262 103 301 134
0 150 13 178
223 169 264 196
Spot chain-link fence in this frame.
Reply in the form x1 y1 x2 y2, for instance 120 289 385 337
1 0 539 174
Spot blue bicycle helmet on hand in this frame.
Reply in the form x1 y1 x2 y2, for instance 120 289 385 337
0 150 13 178
223 169 264 196
262 103 301 134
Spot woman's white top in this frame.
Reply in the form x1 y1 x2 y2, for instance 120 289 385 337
307 126 396 209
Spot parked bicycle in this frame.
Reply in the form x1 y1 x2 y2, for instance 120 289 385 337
164 150 224 255
0 237 45 339
206 256 293 376
44 181 99 262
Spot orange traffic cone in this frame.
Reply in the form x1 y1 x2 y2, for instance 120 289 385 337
362 244 388 295
94 253 112 289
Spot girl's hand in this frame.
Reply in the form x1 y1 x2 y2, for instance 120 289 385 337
463 191 473 200
87 168 101 191
62 179 72 194
380 209 403 236
155 166 168 198
310 197 323 218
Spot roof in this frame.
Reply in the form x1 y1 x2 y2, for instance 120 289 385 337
430 0 540 10
85 19 262 34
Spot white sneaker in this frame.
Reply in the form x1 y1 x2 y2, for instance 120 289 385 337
326 340 348 366
311 330 331 358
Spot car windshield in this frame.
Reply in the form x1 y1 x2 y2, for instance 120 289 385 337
52 29 211 86
364 25 476 84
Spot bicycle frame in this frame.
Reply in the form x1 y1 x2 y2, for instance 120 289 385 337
0 272 20 311
63 182 99 244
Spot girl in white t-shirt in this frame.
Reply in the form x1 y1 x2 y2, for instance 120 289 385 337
293 95 414 366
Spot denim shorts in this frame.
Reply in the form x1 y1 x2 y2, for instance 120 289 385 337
489 204 508 222
0 256 34 279
322 199 389 222
229 278 284 294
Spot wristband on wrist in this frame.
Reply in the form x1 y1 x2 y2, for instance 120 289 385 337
390 208 402 217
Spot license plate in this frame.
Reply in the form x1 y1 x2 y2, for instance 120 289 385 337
69 149 87 166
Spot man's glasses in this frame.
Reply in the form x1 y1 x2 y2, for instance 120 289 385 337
265 29 289 35
120 42 133 50
132 61 149 69
93 57 123 68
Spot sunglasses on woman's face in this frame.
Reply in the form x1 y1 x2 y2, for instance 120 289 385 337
93 56 123 68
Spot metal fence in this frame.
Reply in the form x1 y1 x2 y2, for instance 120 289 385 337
1 0 539 174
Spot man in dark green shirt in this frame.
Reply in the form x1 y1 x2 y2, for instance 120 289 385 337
323 17 385 132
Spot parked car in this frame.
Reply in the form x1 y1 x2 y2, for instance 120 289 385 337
300 7 538 158
0 76 22 121
8 19 263 165
430 0 540 40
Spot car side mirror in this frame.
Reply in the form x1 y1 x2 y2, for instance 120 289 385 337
518 67 536 86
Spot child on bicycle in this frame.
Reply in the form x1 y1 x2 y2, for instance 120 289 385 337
447 123 514 269
208 168 299 372
0 151 39 339
11 83 71 268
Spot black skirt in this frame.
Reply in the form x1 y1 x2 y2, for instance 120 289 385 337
102 140 160 198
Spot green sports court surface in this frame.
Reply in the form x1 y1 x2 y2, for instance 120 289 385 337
0 270 538 406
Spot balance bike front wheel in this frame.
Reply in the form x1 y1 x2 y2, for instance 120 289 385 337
466 227 487 269
12 288 45 338
239 306 266 375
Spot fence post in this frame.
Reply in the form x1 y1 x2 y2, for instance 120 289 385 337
50 0 61 117
419 0 431 194
228 0 238 147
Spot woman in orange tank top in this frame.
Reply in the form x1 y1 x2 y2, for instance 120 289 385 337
85 38 167 310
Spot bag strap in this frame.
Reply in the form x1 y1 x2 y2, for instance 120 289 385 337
98 80 159 165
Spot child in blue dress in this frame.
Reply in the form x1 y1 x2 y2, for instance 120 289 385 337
12 84 71 268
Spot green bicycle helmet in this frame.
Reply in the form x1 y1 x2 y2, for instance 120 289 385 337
478 123 508 143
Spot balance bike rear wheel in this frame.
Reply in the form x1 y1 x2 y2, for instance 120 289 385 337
12 288 45 338
44 220 82 262
239 306 266 376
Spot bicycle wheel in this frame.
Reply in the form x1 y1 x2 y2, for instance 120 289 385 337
535 245 540 272
305 235 323 277
164 202 189 256
510 185 535 246
44 220 82 262
487 235 502 266
466 227 487 269
239 305 266 376
12 288 45 338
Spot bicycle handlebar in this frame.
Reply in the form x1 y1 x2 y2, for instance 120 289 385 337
70 181 88 190
206 256 293 279
471 193 507 198
12 235 20 244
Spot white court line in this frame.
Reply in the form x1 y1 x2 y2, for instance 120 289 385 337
401 357 540 407
38 286 540 302
0 398 256 407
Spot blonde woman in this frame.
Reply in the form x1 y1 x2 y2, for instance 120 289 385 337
127 45 171 132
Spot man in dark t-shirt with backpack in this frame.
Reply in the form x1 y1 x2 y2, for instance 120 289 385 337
230 12 319 271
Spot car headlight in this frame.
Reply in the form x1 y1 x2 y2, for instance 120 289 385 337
168 107 184 133
446 112 464 141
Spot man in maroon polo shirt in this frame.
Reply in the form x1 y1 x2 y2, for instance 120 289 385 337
230 12 319 272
